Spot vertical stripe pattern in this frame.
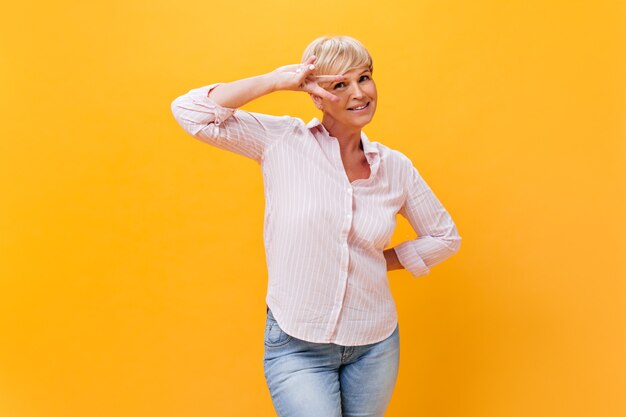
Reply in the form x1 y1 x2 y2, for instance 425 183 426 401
171 83 462 346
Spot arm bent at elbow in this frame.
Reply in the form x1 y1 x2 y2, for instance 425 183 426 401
393 161 462 278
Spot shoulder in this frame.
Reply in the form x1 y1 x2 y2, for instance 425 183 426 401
227 110 303 138
375 141 416 172
287 116 311 131
244 114 312 134
374 142 426 193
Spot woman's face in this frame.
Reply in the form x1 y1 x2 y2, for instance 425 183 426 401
316 66 377 130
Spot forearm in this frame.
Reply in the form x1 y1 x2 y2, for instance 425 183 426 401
201 56 344 110
207 73 276 109
384 248 404 272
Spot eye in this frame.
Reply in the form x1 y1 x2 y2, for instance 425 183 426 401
359 75 370 81
333 82 346 90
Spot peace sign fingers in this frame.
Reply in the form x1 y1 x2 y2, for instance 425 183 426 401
306 79 344 102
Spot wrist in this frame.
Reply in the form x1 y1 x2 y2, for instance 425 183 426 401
261 72 279 94
384 248 403 271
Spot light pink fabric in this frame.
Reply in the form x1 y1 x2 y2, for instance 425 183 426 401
171 83 461 345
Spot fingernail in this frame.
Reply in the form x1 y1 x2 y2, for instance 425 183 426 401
309 64 315 70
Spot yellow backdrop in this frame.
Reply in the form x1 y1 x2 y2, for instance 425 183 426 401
1 0 625 416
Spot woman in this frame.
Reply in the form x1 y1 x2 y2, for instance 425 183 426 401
171 35 461 417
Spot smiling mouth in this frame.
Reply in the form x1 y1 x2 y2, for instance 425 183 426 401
348 102 370 111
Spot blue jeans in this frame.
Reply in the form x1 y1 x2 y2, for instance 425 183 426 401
263 307 400 417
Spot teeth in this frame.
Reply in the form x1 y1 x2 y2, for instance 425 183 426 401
351 103 368 110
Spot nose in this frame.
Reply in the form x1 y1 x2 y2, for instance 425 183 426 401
350 82 364 98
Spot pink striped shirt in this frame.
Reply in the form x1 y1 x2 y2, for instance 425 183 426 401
171 83 461 345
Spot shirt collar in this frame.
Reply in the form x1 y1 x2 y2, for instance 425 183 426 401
306 118 380 158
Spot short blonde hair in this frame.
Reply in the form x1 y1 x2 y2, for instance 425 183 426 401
301 35 373 79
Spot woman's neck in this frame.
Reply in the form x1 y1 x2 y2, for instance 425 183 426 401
322 117 363 155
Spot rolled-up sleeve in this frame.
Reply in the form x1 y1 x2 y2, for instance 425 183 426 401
170 83 294 163
394 163 462 278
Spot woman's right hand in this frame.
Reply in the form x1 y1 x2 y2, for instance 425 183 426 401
268 55 345 102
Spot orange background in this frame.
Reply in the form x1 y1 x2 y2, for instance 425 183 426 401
1 1 625 416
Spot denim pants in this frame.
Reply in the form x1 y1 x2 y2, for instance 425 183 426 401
263 307 400 417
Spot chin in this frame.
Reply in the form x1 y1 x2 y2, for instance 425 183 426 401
355 114 375 128
349 120 372 130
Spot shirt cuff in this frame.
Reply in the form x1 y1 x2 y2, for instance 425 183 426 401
393 241 431 278
204 83 237 127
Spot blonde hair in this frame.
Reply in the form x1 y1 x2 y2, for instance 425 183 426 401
301 35 374 80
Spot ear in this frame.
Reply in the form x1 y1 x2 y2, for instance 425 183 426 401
310 93 323 110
